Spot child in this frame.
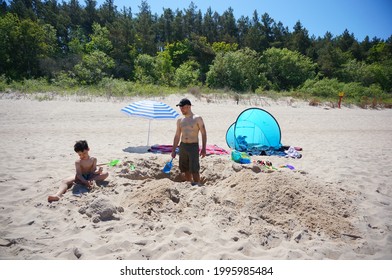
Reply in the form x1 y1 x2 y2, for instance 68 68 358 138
48 140 109 202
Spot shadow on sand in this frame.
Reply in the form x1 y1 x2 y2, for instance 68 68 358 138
123 146 151 154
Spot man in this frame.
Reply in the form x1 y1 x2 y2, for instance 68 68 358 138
171 98 207 185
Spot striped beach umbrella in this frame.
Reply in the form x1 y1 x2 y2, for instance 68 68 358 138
121 100 179 145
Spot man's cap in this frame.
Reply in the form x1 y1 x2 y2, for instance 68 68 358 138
176 98 192 106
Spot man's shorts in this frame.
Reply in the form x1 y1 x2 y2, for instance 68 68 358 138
179 142 200 173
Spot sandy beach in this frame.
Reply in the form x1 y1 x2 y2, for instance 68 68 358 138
0 92 391 260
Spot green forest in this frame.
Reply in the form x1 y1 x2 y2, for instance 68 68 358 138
1 0 391 107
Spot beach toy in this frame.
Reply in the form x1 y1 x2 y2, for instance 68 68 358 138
261 160 277 170
129 164 135 170
108 159 120 166
97 159 120 167
231 150 251 164
279 164 295 170
162 158 173 174
285 164 295 170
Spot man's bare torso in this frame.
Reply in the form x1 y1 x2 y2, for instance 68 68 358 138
179 114 201 143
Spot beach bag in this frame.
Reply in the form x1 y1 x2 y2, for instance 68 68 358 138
231 150 251 164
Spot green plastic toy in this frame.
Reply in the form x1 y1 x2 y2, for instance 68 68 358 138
108 159 120 166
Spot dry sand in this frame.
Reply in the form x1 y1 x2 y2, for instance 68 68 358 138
0 92 391 260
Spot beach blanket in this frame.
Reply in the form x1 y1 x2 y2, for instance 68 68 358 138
148 145 173 153
205 144 230 155
149 144 229 156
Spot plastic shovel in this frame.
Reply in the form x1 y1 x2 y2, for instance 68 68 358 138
162 158 173 174
108 159 120 166
97 159 120 167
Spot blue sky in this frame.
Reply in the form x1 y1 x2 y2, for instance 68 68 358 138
96 0 392 41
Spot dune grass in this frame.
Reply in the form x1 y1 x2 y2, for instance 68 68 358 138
1 76 391 108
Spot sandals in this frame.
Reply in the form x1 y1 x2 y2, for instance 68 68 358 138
256 160 272 165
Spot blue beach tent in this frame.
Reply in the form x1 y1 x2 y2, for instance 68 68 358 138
226 108 282 152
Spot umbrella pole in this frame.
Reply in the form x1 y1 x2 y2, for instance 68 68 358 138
147 120 151 146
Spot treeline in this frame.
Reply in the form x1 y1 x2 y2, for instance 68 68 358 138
1 0 391 102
